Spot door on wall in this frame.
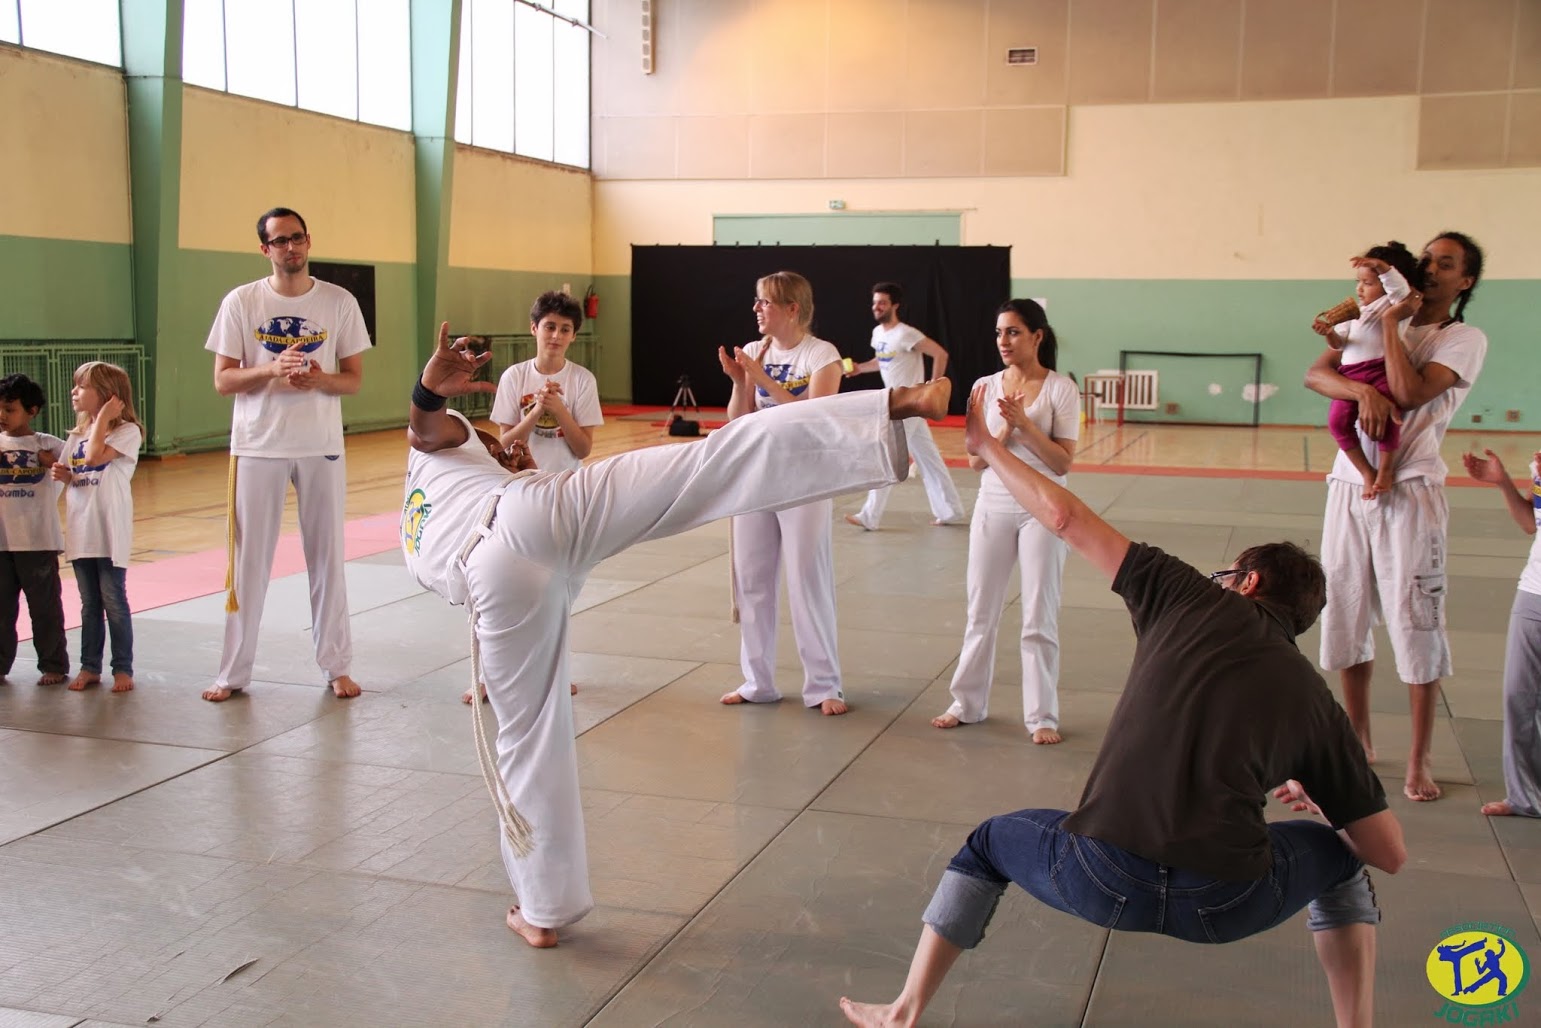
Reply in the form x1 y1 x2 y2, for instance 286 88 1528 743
630 244 1010 413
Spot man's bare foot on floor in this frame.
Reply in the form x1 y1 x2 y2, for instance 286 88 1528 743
506 906 557 948
463 683 488 705
1404 759 1442 801
1481 800 1518 816
67 671 100 691
329 675 361 698
1032 727 1063 745
202 685 244 702
37 672 66 686
820 698 849 716
932 713 961 729
839 997 912 1028
721 691 748 705
844 514 875 531
931 518 965 527
111 673 134 693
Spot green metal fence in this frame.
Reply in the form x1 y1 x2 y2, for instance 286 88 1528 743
447 331 600 421
0 342 151 445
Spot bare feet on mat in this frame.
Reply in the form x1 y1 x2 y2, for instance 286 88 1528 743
839 997 906 1027
506 907 558 949
111 673 134 693
820 698 849 716
463 683 488 705
37 672 66 686
844 514 875 531
931 713 961 729
1481 800 1517 816
720 691 748 705
1031 727 1063 745
329 675 361 699
931 518 964 527
1404 759 1442 801
202 685 242 702
571 682 579 695
67 671 100 692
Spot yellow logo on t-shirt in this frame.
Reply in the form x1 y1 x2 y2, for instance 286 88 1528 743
401 487 432 556
1425 923 1528 1022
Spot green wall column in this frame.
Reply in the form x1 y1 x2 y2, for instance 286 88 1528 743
410 0 462 364
119 0 184 453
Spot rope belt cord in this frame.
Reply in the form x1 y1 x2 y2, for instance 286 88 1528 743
727 518 740 624
223 454 240 613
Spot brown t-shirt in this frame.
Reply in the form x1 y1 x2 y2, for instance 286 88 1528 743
1061 544 1387 882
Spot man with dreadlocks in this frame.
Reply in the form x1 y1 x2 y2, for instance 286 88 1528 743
1306 231 1488 803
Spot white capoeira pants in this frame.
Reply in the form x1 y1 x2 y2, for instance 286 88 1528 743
1501 589 1541 817
1318 477 1452 684
849 416 965 528
217 455 352 689
731 500 841 706
460 389 908 928
946 506 1067 731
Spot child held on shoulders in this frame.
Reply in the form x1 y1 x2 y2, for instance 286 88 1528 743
51 362 141 693
1311 241 1424 499
0 374 69 685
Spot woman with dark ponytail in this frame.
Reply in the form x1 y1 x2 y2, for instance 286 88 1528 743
933 299 1081 744
1306 231 1489 804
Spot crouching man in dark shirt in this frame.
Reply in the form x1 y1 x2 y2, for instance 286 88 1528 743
840 387 1406 1028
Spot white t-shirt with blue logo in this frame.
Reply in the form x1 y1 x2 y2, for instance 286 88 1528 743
0 431 65 552
204 277 372 458
490 358 604 474
744 334 842 411
63 423 141 568
871 322 926 388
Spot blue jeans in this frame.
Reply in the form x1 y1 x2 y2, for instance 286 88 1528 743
73 558 132 675
924 808 1378 949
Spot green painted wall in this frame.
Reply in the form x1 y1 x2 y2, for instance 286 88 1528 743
713 213 961 246
0 236 135 339
1011 278 1541 430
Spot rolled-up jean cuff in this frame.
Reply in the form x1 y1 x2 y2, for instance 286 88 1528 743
1306 867 1380 932
922 870 1007 950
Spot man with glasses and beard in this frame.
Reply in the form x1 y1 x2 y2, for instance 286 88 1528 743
202 207 370 703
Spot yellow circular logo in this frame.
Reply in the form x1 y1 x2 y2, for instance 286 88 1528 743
1426 925 1529 1009
401 488 432 556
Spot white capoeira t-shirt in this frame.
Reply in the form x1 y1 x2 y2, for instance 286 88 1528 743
1519 458 1541 598
975 370 1081 515
1328 320 1487 487
871 322 927 388
203 277 372 458
0 431 65 552
402 411 531 606
744 335 842 411
63 423 141 568
1338 267 1413 365
490 359 604 474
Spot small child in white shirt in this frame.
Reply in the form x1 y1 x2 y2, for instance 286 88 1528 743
0 373 68 685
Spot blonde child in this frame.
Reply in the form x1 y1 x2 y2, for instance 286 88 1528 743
50 363 141 693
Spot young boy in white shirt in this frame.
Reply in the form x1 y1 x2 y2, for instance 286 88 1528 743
490 292 604 474
0 373 68 685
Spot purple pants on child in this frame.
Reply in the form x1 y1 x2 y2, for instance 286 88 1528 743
1329 357 1401 453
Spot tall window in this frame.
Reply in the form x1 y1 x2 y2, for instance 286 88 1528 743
2 0 122 66
182 0 413 133
454 0 590 169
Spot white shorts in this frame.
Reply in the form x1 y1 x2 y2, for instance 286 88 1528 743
1318 477 1451 684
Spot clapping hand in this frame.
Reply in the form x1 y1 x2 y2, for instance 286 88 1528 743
1462 449 1509 485
997 392 1030 432
718 346 746 384
422 322 496 397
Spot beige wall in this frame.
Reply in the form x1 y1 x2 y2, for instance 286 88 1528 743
447 146 593 271
595 95 1541 279
0 47 132 243
179 88 418 261
592 0 1541 179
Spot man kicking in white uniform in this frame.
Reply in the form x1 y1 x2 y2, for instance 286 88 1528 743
403 324 948 947
204 206 369 702
844 281 965 530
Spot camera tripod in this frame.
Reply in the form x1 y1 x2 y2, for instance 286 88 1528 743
670 374 700 415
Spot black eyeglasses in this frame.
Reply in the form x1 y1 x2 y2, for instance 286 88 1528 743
1208 568 1244 582
264 232 309 249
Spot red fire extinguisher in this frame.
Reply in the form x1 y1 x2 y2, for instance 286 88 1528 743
583 285 599 319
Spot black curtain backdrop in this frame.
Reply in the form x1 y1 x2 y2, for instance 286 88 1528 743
630 245 1011 414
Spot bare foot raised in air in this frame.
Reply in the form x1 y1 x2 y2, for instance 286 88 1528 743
931 713 961 729
1481 800 1519 816
820 698 849 716
1031 727 1063 745
839 996 913 1027
201 685 242 702
506 906 558 949
38 672 66 686
111 673 134 693
1404 758 1441 802
329 675 361 698
68 671 100 692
